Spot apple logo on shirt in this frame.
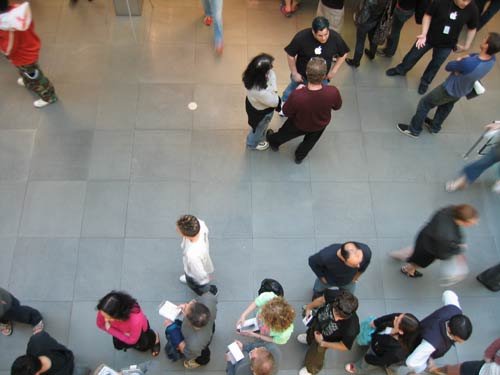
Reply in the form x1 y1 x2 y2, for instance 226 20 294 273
315 46 322 55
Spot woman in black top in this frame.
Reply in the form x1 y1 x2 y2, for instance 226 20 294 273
345 313 420 374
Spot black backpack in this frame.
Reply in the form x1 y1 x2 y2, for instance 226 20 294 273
257 278 284 297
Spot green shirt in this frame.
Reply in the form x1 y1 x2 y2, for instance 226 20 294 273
254 292 294 345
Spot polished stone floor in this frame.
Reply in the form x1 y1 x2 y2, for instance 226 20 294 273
0 0 499 374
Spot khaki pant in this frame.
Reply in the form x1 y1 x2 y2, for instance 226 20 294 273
304 327 327 374
316 1 344 33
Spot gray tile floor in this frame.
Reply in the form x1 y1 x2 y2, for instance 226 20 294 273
1 0 499 374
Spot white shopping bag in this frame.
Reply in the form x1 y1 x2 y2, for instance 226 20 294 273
0 2 32 31
440 254 469 287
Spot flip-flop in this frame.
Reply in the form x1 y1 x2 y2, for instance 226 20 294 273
151 333 160 357
401 266 423 278
280 4 292 17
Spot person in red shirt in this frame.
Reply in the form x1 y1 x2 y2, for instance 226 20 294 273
0 0 57 107
266 57 342 164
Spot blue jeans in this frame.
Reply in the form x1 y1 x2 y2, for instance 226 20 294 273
476 0 500 30
395 44 452 88
201 0 223 46
282 75 330 102
384 6 414 56
409 84 459 135
352 21 378 64
312 278 356 295
246 111 274 148
463 144 500 183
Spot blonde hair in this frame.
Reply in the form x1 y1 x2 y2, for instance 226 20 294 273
260 297 296 332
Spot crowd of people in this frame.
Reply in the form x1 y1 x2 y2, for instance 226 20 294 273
1 0 499 375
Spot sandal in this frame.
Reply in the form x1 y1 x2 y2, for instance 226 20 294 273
0 321 13 336
401 266 423 278
151 332 160 357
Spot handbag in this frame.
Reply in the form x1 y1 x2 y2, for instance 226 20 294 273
372 0 393 45
439 254 469 287
466 80 486 100
354 0 370 26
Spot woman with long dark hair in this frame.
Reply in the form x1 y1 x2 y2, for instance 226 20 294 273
242 53 281 151
96 291 160 356
345 313 420 374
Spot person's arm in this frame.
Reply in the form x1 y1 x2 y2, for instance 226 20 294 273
236 301 257 329
352 271 363 282
326 53 347 80
442 290 460 308
416 14 431 49
484 337 500 362
238 330 275 342
308 253 327 283
314 331 349 351
455 28 477 53
406 340 436 373
304 295 326 319
106 314 144 345
287 54 303 83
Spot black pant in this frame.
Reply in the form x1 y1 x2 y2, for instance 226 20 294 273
194 323 215 365
0 295 43 326
268 119 325 162
113 322 156 352
185 274 212 296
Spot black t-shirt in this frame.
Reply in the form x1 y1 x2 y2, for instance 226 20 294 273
284 28 350 78
27 332 74 375
321 0 345 9
312 291 360 349
426 0 478 48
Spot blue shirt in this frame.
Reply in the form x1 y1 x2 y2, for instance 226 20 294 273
443 53 496 97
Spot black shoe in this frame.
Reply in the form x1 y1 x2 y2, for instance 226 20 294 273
396 123 419 138
418 83 428 95
423 120 438 135
346 58 360 68
294 156 303 164
209 285 218 296
266 129 279 151
386 67 403 76
364 48 375 60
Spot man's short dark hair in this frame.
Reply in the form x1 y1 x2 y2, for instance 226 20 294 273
449 315 472 341
11 355 42 375
312 16 329 33
486 32 500 55
0 0 9 12
332 289 358 319
340 242 361 261
186 302 211 328
306 57 327 84
176 215 200 237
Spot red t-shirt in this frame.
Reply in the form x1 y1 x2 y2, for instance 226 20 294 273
0 4 40 66
283 85 342 132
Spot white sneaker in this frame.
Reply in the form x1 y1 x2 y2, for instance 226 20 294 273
33 98 57 108
179 274 187 284
17 77 25 87
299 367 312 375
492 180 500 194
297 333 307 344
255 141 269 151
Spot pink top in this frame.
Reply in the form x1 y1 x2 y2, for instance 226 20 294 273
96 307 148 345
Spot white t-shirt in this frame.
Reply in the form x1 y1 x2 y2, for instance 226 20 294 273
181 219 214 285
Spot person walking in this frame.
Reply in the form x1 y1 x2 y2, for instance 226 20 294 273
446 121 500 193
200 0 223 54
396 33 499 138
0 0 57 107
392 204 478 280
243 53 281 151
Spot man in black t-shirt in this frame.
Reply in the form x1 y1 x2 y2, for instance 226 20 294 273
282 16 350 103
308 242 372 297
297 290 360 375
386 0 478 94
11 331 74 375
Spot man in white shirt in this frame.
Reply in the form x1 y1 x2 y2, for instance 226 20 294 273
399 290 472 375
176 215 217 296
